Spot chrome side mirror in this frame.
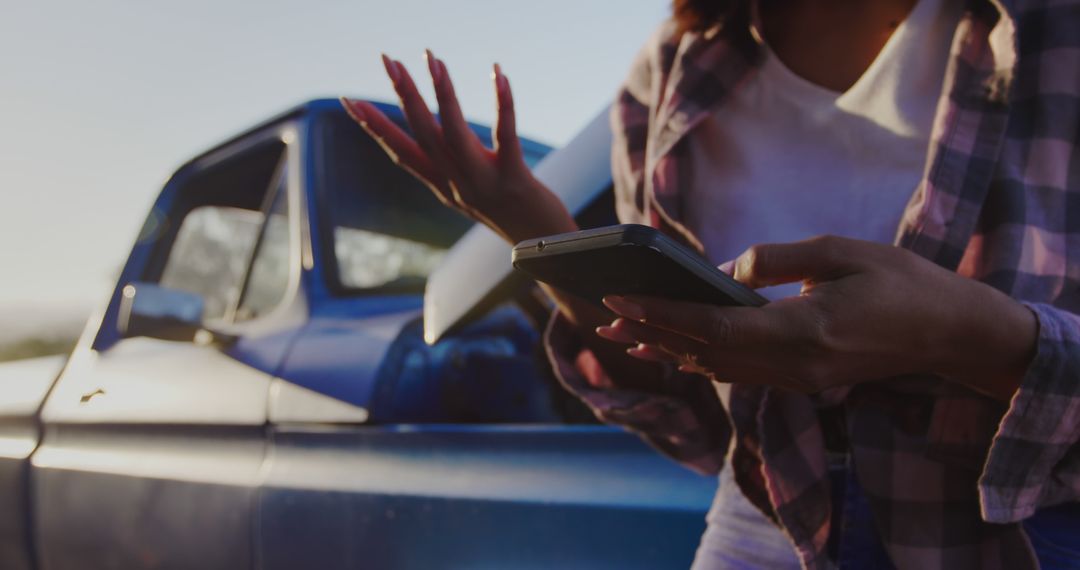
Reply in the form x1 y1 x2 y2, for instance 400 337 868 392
117 282 206 342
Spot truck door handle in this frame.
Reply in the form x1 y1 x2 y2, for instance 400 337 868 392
79 388 106 404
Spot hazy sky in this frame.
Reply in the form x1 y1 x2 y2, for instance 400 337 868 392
0 0 669 318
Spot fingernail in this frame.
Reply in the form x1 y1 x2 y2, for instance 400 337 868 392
627 343 666 362
382 54 401 83
718 260 735 275
595 325 635 344
495 64 509 93
603 295 644 321
340 97 366 122
425 49 442 83
492 65 503 100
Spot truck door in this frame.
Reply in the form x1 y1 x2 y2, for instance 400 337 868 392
31 127 302 570
255 111 717 569
260 319 717 570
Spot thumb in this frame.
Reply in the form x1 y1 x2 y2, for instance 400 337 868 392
731 236 855 289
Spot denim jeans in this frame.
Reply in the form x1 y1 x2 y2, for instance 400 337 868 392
1024 501 1080 570
824 455 895 568
693 457 1080 569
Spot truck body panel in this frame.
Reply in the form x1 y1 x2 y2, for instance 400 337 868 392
3 100 714 569
0 355 64 570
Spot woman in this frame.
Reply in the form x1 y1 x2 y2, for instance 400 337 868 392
340 0 1080 567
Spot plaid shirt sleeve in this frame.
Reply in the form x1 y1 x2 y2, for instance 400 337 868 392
609 21 669 228
979 302 1080 522
966 0 1080 526
543 312 729 475
541 24 731 476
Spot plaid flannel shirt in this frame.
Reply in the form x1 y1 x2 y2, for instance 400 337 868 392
545 0 1080 568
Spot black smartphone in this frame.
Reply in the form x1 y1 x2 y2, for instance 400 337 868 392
512 224 767 309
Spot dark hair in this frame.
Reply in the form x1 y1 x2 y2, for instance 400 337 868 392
672 0 746 35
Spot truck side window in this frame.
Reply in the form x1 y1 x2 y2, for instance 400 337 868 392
160 206 262 321
333 228 444 290
236 167 291 321
155 140 291 323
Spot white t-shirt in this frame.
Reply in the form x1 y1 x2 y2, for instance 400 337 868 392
687 1 965 566
683 0 963 301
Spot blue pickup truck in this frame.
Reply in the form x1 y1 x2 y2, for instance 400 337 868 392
0 99 715 569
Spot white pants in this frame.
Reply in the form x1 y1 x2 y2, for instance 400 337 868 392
691 467 802 570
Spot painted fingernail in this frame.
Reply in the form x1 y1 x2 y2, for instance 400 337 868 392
438 59 449 83
490 63 506 93
425 49 442 83
718 260 735 275
603 296 645 321
595 325 635 344
340 97 366 121
382 54 401 83
498 65 510 92
627 343 665 362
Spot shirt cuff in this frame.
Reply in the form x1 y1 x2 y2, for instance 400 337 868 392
979 302 1080 522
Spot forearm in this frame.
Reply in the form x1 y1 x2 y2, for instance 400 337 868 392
932 278 1038 402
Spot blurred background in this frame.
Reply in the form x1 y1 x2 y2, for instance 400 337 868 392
0 0 669 362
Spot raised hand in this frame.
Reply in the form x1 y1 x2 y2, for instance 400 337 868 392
340 51 576 244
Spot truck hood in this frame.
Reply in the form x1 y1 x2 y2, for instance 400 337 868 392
0 354 65 419
424 108 613 344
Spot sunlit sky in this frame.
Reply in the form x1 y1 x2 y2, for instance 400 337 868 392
0 0 668 325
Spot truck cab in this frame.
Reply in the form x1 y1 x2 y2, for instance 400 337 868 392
1 100 715 569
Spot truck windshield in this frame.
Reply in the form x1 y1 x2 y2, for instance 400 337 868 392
316 109 547 295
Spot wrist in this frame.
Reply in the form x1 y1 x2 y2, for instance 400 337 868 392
493 180 577 244
935 281 1037 401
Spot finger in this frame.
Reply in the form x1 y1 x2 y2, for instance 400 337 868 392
595 323 636 344
678 362 712 375
626 343 678 363
733 236 859 289
615 320 809 391
340 98 443 188
383 54 463 181
612 318 711 363
718 259 736 276
604 294 787 348
492 63 524 169
619 323 739 378
426 50 487 167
